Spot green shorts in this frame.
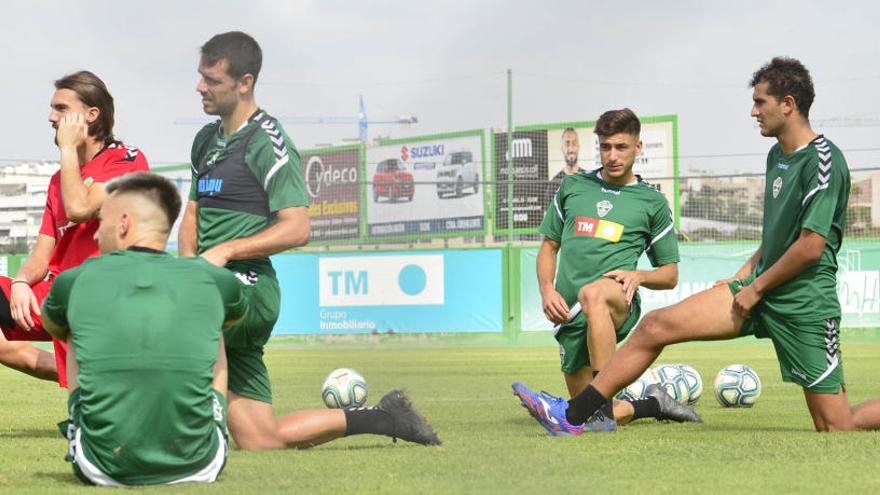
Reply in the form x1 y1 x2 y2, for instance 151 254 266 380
554 296 641 374
729 277 845 394
225 271 281 404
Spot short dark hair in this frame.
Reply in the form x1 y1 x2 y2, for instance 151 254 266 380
201 31 263 83
106 172 182 232
594 108 640 138
750 57 815 118
54 71 115 145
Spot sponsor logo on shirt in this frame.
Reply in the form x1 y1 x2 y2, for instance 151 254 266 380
596 200 613 218
573 216 624 242
57 221 76 238
772 177 783 198
198 177 224 196
776 162 789 170
601 187 621 196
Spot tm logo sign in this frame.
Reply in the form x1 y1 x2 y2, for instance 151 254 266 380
319 255 445 306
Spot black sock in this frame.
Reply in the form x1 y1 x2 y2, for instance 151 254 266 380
628 397 661 421
566 384 608 425
344 408 395 437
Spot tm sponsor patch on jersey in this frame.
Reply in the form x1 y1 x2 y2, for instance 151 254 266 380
573 216 624 242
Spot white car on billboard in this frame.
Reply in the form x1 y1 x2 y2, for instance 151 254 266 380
436 150 479 198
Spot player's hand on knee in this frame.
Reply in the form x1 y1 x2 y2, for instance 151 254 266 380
604 270 644 304
9 283 37 331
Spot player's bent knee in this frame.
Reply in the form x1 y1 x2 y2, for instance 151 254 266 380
632 310 673 347
577 283 605 309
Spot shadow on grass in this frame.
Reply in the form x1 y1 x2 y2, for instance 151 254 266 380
31 471 79 485
0 428 61 439
308 443 443 452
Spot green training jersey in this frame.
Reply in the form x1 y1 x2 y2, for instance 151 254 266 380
43 249 247 485
539 169 679 306
756 135 850 320
190 109 308 276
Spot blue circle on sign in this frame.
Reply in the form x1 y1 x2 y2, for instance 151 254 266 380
398 264 427 296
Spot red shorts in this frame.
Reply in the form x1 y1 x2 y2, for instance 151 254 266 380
0 277 68 387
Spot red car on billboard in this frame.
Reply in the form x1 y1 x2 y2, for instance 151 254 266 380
373 158 414 202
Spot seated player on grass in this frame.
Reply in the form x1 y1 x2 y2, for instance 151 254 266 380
512 108 700 436
532 58 880 434
182 31 441 450
0 71 148 388
43 173 240 486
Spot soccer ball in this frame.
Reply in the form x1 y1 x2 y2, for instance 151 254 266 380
654 364 691 404
615 368 660 401
675 364 703 405
713 364 761 408
321 368 368 409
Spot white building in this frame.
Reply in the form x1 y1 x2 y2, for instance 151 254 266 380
0 163 58 252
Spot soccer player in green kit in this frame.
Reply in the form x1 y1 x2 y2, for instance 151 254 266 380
513 108 700 435
43 173 242 485
530 57 880 434
180 31 440 450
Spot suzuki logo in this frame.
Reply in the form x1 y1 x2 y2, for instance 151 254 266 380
401 145 409 162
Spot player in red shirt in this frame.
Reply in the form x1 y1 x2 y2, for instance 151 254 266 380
0 71 149 387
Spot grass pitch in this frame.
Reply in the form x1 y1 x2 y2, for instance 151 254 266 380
1 335 879 494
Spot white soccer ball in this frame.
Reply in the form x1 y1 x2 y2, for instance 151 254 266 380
322 368 368 409
675 364 704 405
615 368 660 401
654 364 691 405
714 364 761 408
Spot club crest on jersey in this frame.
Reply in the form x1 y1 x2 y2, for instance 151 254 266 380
596 200 613 218
206 151 221 167
772 177 783 198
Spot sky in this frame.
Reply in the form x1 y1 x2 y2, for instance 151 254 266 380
1 0 878 174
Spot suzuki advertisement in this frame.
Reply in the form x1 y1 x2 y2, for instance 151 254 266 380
301 146 362 242
364 131 487 239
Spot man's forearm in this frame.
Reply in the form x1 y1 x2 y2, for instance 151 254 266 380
178 220 198 256
733 248 762 280
536 245 558 295
751 238 822 295
212 219 308 261
15 257 49 284
58 147 93 222
639 263 678 290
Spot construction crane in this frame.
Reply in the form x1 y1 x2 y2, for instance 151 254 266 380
174 95 417 143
